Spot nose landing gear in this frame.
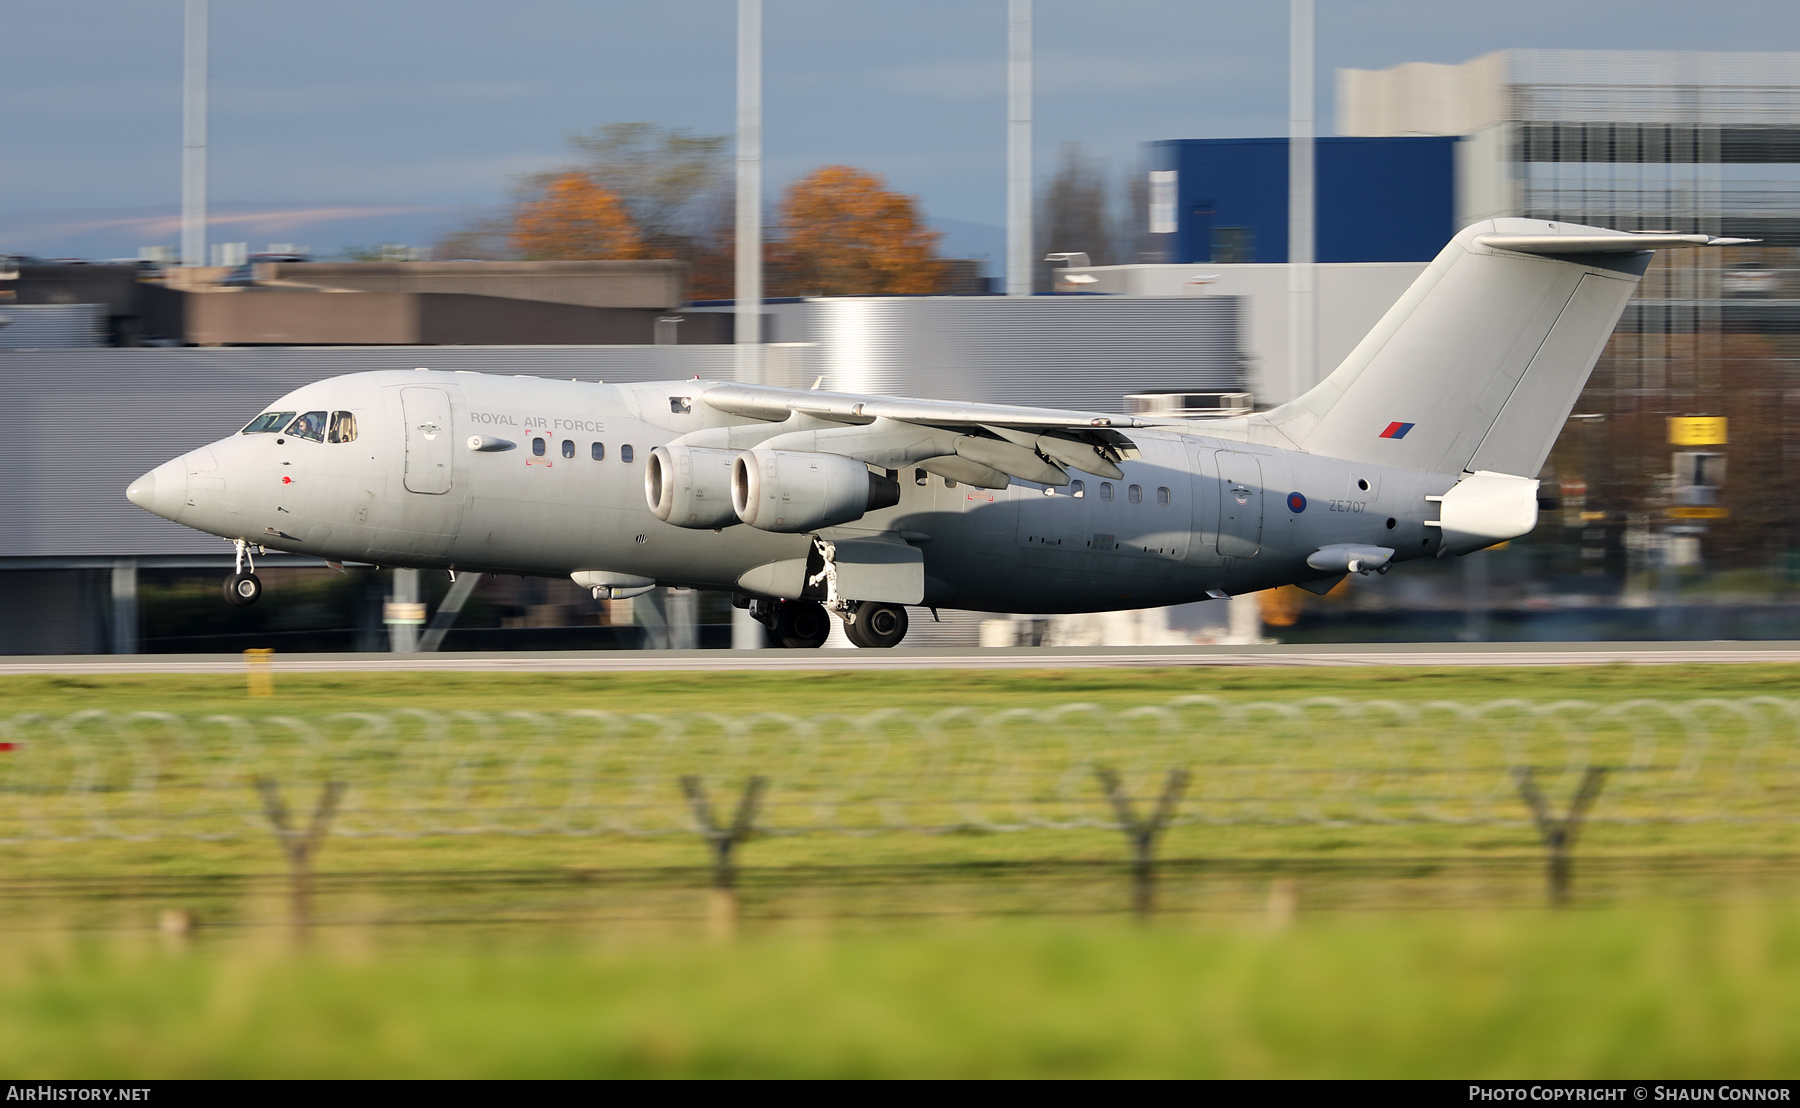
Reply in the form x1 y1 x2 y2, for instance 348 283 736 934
223 538 263 607
223 572 263 606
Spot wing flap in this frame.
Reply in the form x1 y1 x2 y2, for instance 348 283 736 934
702 382 1141 431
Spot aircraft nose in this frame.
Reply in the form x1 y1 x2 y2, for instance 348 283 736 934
126 460 188 520
125 470 155 509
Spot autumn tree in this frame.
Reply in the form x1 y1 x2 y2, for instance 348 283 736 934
567 123 730 246
775 166 944 296
436 125 963 300
510 172 646 260
436 123 733 289
565 122 736 296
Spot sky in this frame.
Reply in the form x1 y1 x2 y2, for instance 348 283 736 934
1 0 1794 258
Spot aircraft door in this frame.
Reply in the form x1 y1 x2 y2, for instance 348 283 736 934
401 387 454 495
1186 444 1225 567
1215 451 1263 557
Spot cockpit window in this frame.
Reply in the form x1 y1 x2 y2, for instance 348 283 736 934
286 411 328 442
328 411 358 444
241 411 295 434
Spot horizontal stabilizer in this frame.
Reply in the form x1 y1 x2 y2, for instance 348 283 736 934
1480 232 1758 255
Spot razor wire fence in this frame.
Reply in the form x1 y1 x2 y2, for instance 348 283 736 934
2 696 1800 844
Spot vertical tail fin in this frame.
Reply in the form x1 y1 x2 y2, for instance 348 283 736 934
1259 218 1745 477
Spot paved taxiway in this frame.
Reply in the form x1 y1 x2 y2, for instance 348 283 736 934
2 642 1798 674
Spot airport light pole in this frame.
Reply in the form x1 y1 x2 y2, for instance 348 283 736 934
1287 0 1315 402
736 0 763 381
182 0 208 268
1006 0 1032 296
733 0 766 650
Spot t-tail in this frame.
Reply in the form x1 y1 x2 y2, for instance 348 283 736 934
1258 217 1753 478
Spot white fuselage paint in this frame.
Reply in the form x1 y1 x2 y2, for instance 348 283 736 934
134 369 1457 614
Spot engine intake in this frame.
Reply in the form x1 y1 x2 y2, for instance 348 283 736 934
645 445 740 528
731 450 900 533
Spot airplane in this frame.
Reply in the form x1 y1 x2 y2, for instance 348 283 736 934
126 218 1752 648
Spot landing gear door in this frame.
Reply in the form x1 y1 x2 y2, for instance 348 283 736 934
1215 450 1263 558
401 387 454 495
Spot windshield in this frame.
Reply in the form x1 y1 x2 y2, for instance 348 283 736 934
241 411 296 434
285 411 328 442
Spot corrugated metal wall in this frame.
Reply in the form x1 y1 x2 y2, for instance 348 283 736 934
807 296 1243 410
0 296 1241 558
0 304 107 349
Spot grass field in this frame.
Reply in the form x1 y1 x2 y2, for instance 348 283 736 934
4 665 1799 1076
4 904 1800 1077
7 661 1800 715
3 664 1799 887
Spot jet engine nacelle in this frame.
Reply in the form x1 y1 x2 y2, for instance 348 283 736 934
646 444 741 528
731 449 901 533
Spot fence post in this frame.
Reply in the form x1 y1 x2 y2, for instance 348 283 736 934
253 777 346 938
1513 766 1607 907
1094 766 1189 918
679 774 767 937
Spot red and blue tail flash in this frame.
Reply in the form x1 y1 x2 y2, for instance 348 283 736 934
1379 421 1415 439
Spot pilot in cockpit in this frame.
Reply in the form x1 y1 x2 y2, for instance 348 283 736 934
287 411 326 441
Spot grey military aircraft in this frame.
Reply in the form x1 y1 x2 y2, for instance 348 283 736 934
126 218 1750 648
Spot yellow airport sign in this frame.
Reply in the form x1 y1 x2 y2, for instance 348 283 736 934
1669 417 1727 446
1667 506 1729 520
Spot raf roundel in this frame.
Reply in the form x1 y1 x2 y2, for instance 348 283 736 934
1287 491 1306 513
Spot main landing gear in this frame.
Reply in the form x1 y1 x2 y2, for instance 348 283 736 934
744 598 911 649
744 598 831 648
773 599 831 649
845 602 909 649
223 538 263 607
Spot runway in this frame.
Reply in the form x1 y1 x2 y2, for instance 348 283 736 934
3 641 1800 675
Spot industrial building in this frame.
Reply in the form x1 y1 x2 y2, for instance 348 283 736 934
1148 136 1457 265
1336 50 1800 584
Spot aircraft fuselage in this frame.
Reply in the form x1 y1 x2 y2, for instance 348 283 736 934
129 368 1455 614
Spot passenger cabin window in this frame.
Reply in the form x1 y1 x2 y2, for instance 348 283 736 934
1128 484 1143 504
286 411 328 443
621 444 635 463
1099 482 1114 501
328 411 358 444
242 411 295 435
591 442 605 461
562 439 575 459
1156 486 1171 506
531 438 546 457
1070 480 1085 498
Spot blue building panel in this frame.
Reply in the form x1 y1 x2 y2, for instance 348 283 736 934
1150 136 1456 264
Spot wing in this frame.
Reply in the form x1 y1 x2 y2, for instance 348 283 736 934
695 382 1163 487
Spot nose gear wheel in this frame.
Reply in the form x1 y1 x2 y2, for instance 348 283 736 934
223 571 263 607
